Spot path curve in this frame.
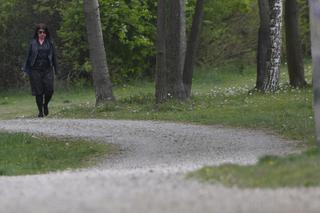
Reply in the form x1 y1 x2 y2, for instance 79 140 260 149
0 119 319 213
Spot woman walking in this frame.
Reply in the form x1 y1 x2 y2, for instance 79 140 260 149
23 23 58 117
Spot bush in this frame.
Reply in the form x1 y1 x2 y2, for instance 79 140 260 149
58 0 156 84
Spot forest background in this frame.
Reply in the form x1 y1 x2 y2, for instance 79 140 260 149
0 0 311 89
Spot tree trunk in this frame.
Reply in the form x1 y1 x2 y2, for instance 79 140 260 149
256 0 270 90
83 0 115 106
166 0 187 100
309 0 320 146
183 0 205 98
155 0 168 103
285 0 307 88
262 0 283 92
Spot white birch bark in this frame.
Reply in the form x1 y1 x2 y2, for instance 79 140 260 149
263 0 283 92
309 0 320 146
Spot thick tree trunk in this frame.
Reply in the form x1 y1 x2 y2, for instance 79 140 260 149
285 0 307 88
262 0 283 92
155 0 168 103
166 0 187 100
256 0 270 90
183 0 205 98
83 0 115 106
309 0 320 146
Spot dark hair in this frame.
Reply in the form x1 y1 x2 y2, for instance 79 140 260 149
33 23 51 40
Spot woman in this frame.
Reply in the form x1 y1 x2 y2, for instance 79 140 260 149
23 23 58 117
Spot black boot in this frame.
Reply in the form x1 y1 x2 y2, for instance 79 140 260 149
36 95 44 117
44 93 52 116
43 105 48 116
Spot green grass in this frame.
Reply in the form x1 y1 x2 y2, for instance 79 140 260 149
53 66 313 145
0 86 95 120
0 62 318 185
0 132 114 176
55 88 313 142
188 148 320 188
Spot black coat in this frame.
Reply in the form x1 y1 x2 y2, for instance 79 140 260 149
23 38 58 75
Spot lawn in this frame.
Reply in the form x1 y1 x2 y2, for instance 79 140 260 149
0 62 318 185
0 132 114 176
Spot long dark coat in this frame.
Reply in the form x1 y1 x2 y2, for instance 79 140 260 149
23 39 58 96
23 38 58 75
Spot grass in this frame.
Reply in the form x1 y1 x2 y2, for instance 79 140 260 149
188 148 320 188
52 65 314 144
0 87 115 176
0 62 318 185
0 132 114 176
54 88 313 142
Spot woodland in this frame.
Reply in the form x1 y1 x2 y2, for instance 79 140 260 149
0 0 311 102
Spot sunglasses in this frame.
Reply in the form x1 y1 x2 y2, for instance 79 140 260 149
38 30 46 34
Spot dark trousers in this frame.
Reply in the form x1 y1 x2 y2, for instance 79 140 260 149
29 68 54 116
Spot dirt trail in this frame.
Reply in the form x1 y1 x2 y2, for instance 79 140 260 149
0 119 318 213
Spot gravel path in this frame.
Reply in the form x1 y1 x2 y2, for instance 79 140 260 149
0 119 319 213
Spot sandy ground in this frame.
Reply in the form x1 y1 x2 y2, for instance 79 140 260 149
0 118 319 213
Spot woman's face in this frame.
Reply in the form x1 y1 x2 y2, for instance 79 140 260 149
37 29 46 40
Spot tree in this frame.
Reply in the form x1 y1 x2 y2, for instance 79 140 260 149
83 0 115 105
166 0 187 100
262 0 283 92
309 0 320 146
256 0 270 90
155 0 205 102
60 0 156 83
155 0 187 102
155 0 168 103
284 0 306 88
183 0 205 98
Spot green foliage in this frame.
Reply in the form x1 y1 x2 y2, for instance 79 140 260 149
58 0 89 80
198 0 258 65
0 0 26 88
298 0 311 56
198 0 311 66
57 0 263 83
58 0 156 83
0 0 313 87
0 0 67 88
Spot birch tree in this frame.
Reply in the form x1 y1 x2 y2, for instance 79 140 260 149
83 0 115 105
262 0 283 92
